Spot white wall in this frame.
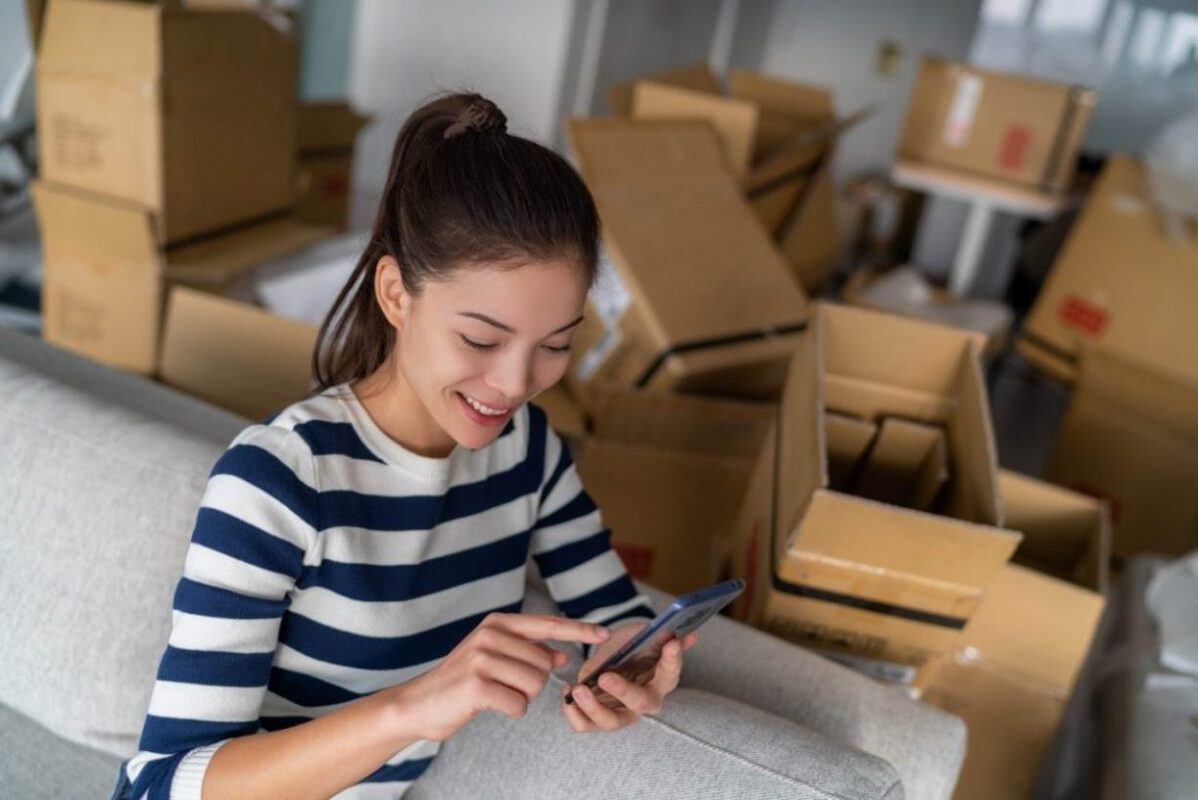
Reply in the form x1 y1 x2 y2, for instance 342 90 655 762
587 0 726 114
347 0 581 228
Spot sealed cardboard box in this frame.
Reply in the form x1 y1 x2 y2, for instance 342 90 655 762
565 119 808 406
1020 156 1198 385
731 303 1020 672
616 64 849 292
159 286 317 421
898 55 1095 192
1000 469 1111 594
917 564 1105 800
36 0 298 244
1047 345 1198 559
296 102 371 230
33 181 330 374
576 389 773 595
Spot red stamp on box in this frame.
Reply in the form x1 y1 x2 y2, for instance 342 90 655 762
999 124 1031 172
614 543 654 579
1058 295 1108 336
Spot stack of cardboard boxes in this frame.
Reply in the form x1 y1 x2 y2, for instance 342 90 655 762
30 0 370 420
1018 156 1198 560
551 62 1112 799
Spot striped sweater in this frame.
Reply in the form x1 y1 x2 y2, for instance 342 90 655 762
125 385 653 799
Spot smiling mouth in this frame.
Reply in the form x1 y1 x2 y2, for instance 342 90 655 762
459 392 512 417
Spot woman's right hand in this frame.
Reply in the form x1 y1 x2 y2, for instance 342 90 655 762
392 612 611 742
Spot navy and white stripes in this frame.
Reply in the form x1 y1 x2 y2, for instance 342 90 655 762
125 386 652 799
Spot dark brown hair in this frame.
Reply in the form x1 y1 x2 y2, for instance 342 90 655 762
312 92 600 390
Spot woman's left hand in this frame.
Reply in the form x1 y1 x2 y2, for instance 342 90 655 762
560 623 698 732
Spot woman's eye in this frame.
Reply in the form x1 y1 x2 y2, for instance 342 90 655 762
460 335 498 351
542 343 572 354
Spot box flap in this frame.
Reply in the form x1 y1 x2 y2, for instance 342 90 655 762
159 286 317 420
298 102 372 152
32 181 159 274
1000 469 1111 593
727 68 834 124
631 81 758 175
567 118 808 348
39 0 160 77
607 62 722 117
822 303 986 396
777 311 827 544
784 490 1020 600
164 219 333 288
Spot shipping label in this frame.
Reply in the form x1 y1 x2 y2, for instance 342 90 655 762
943 74 983 148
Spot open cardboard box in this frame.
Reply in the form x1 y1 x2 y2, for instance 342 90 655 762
36 0 299 245
731 303 1021 672
33 181 331 375
576 388 775 596
916 563 1105 800
898 55 1095 193
565 118 808 407
1019 156 1198 386
612 63 853 292
1046 344 1198 560
296 102 372 230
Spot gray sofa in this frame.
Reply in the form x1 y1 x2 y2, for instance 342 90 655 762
0 326 966 799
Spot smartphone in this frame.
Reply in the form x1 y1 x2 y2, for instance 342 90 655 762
566 578 745 707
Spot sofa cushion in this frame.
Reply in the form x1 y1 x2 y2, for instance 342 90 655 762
0 344 237 758
0 702 124 800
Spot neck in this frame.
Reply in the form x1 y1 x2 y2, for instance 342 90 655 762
353 358 456 459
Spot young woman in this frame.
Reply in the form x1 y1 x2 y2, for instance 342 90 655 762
114 94 697 800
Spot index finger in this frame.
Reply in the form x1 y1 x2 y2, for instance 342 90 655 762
487 613 610 645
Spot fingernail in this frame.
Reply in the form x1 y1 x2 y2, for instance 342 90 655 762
594 626 610 639
600 674 617 689
575 686 590 700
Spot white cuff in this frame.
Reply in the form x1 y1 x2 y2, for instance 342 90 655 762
169 740 229 800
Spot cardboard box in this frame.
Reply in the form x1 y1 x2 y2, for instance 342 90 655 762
917 564 1105 800
36 0 298 244
1020 156 1198 385
731 303 1021 669
617 64 848 291
158 286 317 421
898 55 1096 192
565 118 808 405
32 181 330 374
532 384 587 444
576 390 773 595
296 102 371 230
1000 469 1111 594
1046 345 1198 560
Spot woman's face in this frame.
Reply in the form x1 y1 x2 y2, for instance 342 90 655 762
386 258 589 455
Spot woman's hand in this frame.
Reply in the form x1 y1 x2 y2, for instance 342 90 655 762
394 612 611 742
561 623 698 733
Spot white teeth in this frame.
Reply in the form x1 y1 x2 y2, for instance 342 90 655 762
463 395 507 416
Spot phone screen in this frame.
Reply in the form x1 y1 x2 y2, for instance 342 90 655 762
570 579 744 709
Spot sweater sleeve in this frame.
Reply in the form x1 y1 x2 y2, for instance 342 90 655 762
124 425 319 800
529 414 655 631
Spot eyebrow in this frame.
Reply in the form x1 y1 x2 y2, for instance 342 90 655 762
458 311 585 336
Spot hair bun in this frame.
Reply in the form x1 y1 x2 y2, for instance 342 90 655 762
444 97 508 139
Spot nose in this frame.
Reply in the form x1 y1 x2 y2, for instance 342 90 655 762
485 349 533 401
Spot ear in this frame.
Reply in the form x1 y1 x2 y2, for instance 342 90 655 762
374 255 412 331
